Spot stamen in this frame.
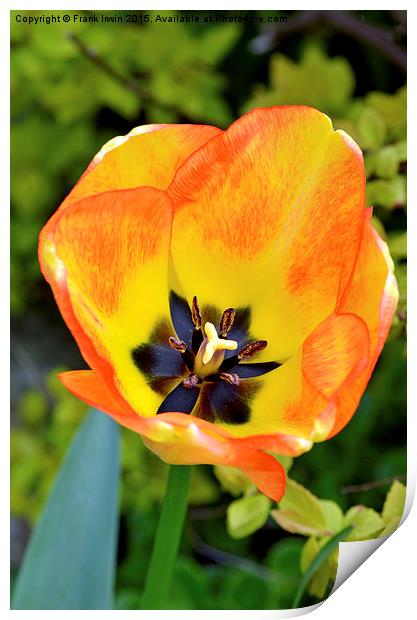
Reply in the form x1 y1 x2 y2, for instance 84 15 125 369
219 372 240 386
191 296 202 329
203 322 238 364
220 307 236 338
238 340 268 360
183 374 200 388
168 336 187 353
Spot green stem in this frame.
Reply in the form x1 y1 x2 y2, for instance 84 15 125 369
141 465 192 609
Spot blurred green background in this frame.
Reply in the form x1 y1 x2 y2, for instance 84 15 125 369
11 10 406 609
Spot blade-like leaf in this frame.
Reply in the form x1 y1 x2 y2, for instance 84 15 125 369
12 409 120 610
292 526 352 608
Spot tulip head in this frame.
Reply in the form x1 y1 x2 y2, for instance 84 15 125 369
39 107 398 500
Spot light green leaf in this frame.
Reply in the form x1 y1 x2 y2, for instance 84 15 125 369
227 493 271 539
300 535 339 599
271 479 327 536
393 140 407 161
269 45 355 114
364 151 378 178
366 175 406 208
12 410 120 610
366 86 406 140
300 536 320 574
344 506 384 541
97 74 140 120
374 145 400 178
197 24 241 64
214 465 255 497
357 107 386 150
379 516 402 537
382 480 406 525
319 500 344 534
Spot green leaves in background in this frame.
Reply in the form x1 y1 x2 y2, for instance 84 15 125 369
12 410 120 610
219 456 292 539
343 506 383 541
11 369 87 523
294 526 352 607
11 370 219 525
380 479 407 536
271 479 328 537
244 44 355 115
245 47 406 211
227 494 271 539
272 478 406 601
11 10 242 316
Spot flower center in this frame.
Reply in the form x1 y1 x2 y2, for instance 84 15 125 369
194 322 238 376
131 292 281 425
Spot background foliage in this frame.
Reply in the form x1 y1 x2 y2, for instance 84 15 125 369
11 10 406 609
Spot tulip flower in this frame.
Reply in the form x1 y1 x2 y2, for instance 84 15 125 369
39 106 398 504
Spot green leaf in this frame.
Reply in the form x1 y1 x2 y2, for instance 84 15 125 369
227 493 271 539
319 500 344 534
270 45 355 114
12 410 120 610
381 480 406 525
366 175 406 208
196 24 241 64
292 526 352 608
393 140 407 161
271 479 327 536
366 86 406 140
300 537 321 574
379 516 402 538
357 107 386 150
374 145 400 179
344 506 384 541
300 535 339 599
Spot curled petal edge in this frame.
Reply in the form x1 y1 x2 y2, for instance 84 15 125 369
59 369 313 501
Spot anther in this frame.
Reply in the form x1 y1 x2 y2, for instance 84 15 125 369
191 296 202 329
220 372 240 386
168 337 187 353
220 307 236 338
183 374 200 388
238 340 268 360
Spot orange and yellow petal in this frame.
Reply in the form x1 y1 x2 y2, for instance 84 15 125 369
59 370 289 501
65 123 221 203
328 218 398 437
168 106 366 363
302 312 370 399
39 186 175 416
59 369 135 418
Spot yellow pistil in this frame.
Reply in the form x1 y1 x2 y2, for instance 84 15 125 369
202 322 238 365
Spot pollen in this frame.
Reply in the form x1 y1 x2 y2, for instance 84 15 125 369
202 322 238 365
